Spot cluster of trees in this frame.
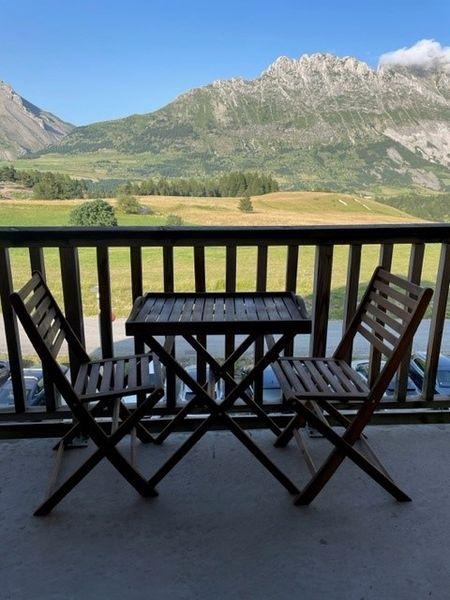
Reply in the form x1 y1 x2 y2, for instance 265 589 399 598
375 192 450 222
121 171 279 197
0 165 87 199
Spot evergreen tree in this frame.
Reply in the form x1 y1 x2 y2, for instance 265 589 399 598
239 194 254 213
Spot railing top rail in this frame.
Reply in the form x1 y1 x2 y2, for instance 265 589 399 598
0 223 449 247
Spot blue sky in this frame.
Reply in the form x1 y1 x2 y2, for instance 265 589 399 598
1 0 449 125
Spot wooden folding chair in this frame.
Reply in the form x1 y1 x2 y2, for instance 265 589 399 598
10 272 164 515
273 267 433 505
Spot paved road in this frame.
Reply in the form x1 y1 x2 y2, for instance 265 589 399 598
2 317 449 361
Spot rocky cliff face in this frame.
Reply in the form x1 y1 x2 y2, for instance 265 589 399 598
37 53 450 189
0 81 73 160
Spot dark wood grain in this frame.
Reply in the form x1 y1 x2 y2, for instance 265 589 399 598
310 245 333 357
0 247 26 412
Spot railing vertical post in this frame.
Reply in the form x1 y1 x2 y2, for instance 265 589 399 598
341 244 362 363
225 245 237 396
285 244 299 356
254 245 268 403
194 246 207 387
28 246 57 411
310 245 333 357
423 243 450 400
59 247 85 383
130 247 144 354
163 246 176 409
96 246 113 358
395 243 425 401
130 246 146 406
0 247 26 413
369 244 393 385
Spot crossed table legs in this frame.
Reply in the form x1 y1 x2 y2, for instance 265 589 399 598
141 332 301 496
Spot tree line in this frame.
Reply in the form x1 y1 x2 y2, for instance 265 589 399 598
116 171 279 197
375 192 450 222
0 165 279 200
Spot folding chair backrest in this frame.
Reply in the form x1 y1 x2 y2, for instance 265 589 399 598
10 272 89 400
334 267 433 400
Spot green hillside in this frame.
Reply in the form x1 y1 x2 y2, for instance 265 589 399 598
18 53 450 191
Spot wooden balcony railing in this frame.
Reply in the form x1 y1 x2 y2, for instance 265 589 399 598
0 224 449 437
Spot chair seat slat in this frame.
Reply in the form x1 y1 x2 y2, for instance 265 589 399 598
315 360 346 394
74 363 89 395
100 360 114 393
140 355 150 387
127 358 137 388
303 360 330 393
114 359 125 391
86 363 101 395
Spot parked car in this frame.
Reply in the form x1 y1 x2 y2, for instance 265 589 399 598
409 352 450 395
352 360 420 398
0 360 9 386
240 365 283 404
178 365 224 404
0 368 45 408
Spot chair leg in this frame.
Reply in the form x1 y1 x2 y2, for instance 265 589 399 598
35 390 163 515
53 397 154 450
290 402 411 505
294 445 411 505
274 413 304 447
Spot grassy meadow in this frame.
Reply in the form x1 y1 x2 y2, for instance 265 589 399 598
0 190 444 319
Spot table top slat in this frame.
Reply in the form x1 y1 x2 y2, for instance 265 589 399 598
192 297 205 322
145 297 166 322
272 296 291 320
203 297 215 321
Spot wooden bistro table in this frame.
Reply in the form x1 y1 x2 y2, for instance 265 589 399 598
125 291 311 496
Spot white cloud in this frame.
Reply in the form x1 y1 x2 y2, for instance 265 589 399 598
378 39 450 72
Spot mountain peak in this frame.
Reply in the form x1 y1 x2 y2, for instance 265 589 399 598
0 81 73 160
30 47 450 191
262 52 373 80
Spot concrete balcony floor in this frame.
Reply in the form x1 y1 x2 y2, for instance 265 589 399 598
1 424 450 600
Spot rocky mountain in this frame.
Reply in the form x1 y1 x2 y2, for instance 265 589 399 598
0 81 73 160
31 54 450 189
